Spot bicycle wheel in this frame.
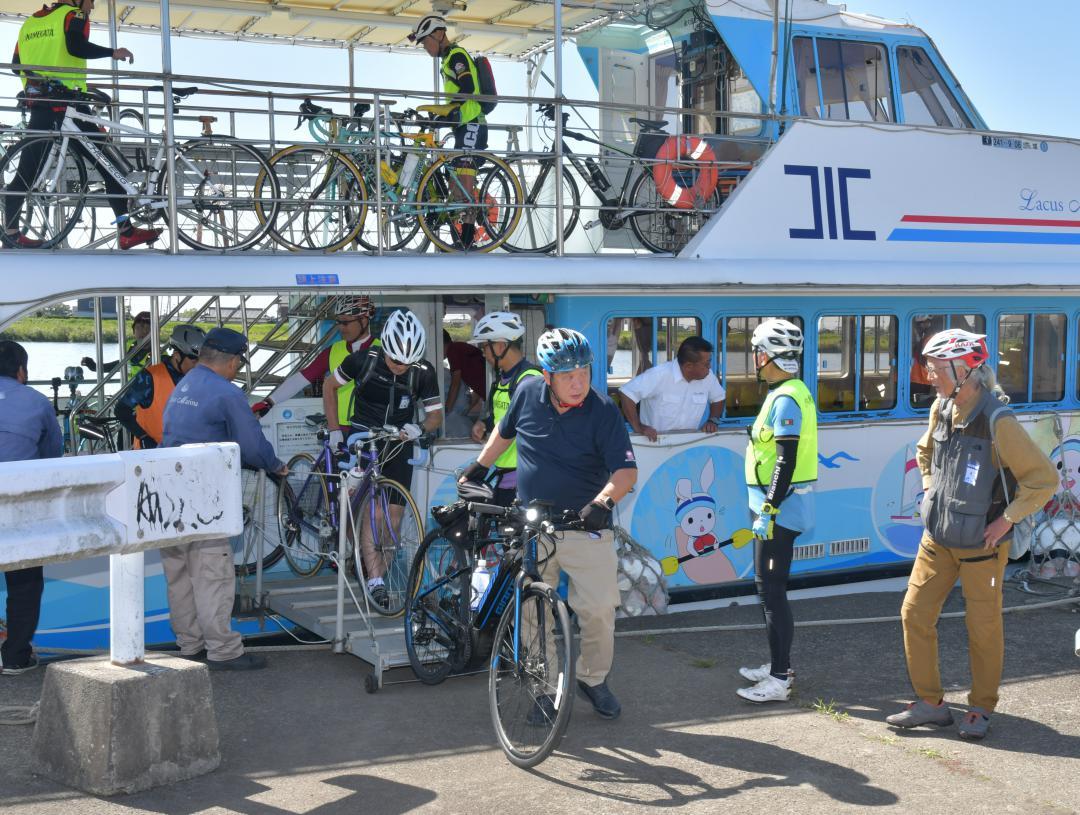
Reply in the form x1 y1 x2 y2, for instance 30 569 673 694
404 529 473 685
114 108 148 172
232 469 285 576
415 153 522 253
0 136 86 249
353 476 424 617
354 180 430 253
162 136 278 251
277 452 335 578
627 167 721 254
489 581 574 768
259 145 367 252
501 156 580 253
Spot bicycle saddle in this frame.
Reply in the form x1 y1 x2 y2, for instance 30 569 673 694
304 412 327 427
629 117 668 132
148 85 199 99
417 103 458 118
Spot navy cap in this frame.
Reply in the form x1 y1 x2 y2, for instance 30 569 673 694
202 327 248 360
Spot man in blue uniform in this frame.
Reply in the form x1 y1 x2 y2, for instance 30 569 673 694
462 328 637 720
0 341 63 675
161 328 286 671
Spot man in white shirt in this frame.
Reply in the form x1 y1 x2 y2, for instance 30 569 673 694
619 336 725 441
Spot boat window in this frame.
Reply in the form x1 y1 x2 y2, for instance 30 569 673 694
719 316 803 418
793 37 822 118
909 314 986 408
997 313 1066 403
895 46 972 128
605 315 702 398
651 51 681 132
813 38 893 122
817 314 898 413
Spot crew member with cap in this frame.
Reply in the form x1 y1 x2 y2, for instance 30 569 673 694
738 319 817 704
0 341 63 675
160 327 287 671
886 329 1056 739
251 295 378 417
461 327 637 720
114 325 204 449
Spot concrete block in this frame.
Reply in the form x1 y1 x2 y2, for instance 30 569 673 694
32 654 220 795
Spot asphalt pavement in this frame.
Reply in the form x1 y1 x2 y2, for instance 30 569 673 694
1 582 1077 814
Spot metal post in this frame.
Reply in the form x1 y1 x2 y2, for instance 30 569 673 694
348 43 356 109
333 473 349 654
768 0 779 120
107 0 119 122
160 0 179 253
149 296 161 365
109 551 145 664
373 92 384 255
553 0 565 256
93 297 105 407
240 296 253 392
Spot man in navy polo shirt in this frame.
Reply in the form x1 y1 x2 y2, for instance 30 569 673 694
462 327 637 719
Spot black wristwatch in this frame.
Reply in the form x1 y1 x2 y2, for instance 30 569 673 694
595 495 616 511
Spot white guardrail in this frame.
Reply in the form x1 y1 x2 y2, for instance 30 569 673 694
0 443 243 664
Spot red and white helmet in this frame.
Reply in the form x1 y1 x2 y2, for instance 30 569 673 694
922 329 989 370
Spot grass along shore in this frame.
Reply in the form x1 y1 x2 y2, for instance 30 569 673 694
0 317 280 344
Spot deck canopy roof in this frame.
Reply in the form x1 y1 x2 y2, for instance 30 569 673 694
0 0 647 59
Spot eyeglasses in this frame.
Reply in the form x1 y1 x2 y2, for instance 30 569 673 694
925 364 950 378
336 317 363 325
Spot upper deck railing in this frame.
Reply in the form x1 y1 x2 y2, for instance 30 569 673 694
0 64 771 257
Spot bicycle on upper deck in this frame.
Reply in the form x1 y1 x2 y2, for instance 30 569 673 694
0 81 280 250
256 99 522 253
276 413 427 617
405 483 581 768
503 101 741 254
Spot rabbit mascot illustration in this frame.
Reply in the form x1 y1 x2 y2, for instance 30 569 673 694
674 458 737 584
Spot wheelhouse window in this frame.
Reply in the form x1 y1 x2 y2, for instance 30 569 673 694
719 316 803 418
896 46 972 128
794 37 892 122
910 314 986 408
605 315 702 395
817 314 897 413
997 313 1066 403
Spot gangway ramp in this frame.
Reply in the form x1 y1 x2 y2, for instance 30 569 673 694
263 575 410 693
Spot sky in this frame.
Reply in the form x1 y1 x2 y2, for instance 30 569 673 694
1 1 1078 138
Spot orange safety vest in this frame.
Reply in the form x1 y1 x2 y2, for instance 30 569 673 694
911 354 932 386
134 362 177 447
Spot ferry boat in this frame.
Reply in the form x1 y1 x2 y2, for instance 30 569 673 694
1 0 1077 651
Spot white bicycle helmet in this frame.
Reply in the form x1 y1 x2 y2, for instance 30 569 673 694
751 318 803 374
381 309 426 364
469 311 526 346
408 14 446 43
922 329 989 369
169 325 205 358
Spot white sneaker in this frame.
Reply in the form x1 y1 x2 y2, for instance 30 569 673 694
736 674 792 703
738 663 771 683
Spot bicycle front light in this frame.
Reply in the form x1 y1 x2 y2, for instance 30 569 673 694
525 507 539 523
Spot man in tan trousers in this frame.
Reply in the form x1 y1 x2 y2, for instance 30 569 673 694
462 328 637 721
160 328 287 671
887 329 1056 739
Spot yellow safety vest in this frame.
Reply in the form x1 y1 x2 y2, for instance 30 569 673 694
492 365 542 470
329 337 379 426
17 6 87 91
440 45 483 125
745 378 818 487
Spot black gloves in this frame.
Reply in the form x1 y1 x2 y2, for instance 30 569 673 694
578 501 611 532
460 459 488 483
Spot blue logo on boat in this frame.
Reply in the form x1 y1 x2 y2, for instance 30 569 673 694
282 409 293 419
1040 141 1049 152
819 450 859 469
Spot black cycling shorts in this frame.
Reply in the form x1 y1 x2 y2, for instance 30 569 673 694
452 121 488 169
376 438 413 504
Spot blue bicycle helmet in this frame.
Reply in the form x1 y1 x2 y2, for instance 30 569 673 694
536 328 593 373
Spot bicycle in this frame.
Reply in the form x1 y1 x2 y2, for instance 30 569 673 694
257 101 522 253
405 491 578 768
502 102 726 254
0 82 280 250
277 415 426 616
232 467 286 577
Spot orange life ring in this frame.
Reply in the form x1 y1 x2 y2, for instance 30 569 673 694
652 136 719 210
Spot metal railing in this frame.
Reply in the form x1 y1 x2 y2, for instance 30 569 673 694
0 64 773 257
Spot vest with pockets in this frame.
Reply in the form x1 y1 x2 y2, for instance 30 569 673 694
18 7 86 91
745 378 818 488
490 362 542 470
440 45 483 125
922 389 1017 549
134 361 178 448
